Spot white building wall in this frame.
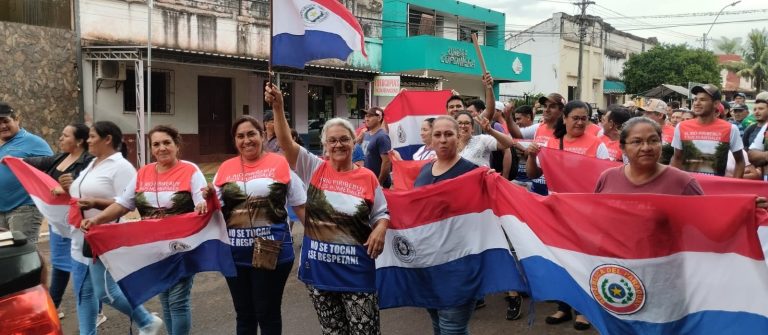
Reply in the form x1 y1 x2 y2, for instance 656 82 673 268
501 18 561 97
80 0 270 58
84 60 253 134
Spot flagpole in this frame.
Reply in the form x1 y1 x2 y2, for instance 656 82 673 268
268 0 275 85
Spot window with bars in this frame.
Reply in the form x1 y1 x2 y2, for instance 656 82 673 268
123 69 174 114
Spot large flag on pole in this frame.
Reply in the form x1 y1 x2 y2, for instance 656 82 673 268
85 197 236 308
378 169 528 309
384 90 452 160
272 0 367 69
538 148 768 196
2 157 73 238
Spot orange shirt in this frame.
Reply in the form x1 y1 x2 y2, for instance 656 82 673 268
599 135 623 162
546 133 606 158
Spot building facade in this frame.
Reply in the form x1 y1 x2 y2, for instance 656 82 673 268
0 0 80 147
380 0 531 106
79 0 389 162
502 13 655 109
718 54 757 100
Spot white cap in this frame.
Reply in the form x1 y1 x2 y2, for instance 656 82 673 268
495 101 504 111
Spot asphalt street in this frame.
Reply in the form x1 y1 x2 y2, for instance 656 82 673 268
39 233 598 335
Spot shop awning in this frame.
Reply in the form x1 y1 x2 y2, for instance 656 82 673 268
603 80 626 94
638 84 690 99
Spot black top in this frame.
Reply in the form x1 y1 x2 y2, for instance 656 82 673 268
24 152 94 180
414 157 478 187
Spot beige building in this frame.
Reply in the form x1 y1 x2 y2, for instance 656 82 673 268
501 12 656 109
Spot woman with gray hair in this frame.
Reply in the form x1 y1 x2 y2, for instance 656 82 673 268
594 117 703 195
266 83 390 335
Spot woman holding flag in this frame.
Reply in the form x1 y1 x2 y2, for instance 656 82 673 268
25 123 93 320
211 115 306 335
81 125 207 335
414 115 481 335
526 100 610 331
267 83 389 335
72 121 163 335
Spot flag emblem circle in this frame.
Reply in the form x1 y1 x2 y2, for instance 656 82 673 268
301 4 329 25
169 241 192 253
392 235 415 263
589 264 646 315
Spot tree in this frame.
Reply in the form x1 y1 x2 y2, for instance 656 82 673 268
622 44 721 94
723 29 768 92
714 36 742 55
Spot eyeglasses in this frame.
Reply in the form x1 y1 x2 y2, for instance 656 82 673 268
568 116 589 122
625 138 662 147
326 137 352 145
457 121 472 126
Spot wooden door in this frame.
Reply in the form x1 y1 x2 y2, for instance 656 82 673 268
198 76 234 155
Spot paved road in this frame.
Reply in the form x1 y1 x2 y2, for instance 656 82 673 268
40 238 598 335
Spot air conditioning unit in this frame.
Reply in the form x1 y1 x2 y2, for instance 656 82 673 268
336 80 356 95
96 60 126 81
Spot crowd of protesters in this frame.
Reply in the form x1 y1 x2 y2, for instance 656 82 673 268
2 65 768 335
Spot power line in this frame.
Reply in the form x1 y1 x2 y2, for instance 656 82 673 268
601 8 768 20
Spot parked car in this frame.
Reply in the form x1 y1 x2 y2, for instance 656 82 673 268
0 231 62 335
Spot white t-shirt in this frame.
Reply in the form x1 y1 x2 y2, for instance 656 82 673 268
69 152 136 264
460 134 498 167
413 145 436 161
520 123 541 140
726 150 752 178
671 119 744 176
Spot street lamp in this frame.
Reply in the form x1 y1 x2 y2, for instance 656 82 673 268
703 1 741 50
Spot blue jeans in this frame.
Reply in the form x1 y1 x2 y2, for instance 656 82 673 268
89 260 154 329
159 276 194 335
76 270 100 335
50 267 70 308
427 301 476 335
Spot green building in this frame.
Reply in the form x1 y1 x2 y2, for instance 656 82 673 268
381 0 531 104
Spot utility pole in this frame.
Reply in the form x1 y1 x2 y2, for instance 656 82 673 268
575 0 594 101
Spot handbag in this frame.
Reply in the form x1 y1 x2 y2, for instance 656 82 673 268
251 234 284 270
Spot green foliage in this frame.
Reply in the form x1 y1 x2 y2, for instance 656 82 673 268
712 142 731 177
622 44 721 94
722 29 768 92
714 36 742 55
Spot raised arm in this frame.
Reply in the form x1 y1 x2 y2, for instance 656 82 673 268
266 83 301 169
481 73 522 138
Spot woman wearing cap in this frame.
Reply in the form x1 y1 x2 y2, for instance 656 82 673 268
526 101 611 331
455 111 516 167
599 107 632 162
267 83 389 335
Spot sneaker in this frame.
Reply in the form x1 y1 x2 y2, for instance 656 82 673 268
505 295 523 320
96 313 107 327
139 314 163 335
475 299 487 310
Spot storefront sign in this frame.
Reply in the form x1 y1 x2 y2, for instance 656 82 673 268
373 75 401 97
440 48 475 68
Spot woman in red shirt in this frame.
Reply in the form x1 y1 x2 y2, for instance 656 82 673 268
527 100 611 180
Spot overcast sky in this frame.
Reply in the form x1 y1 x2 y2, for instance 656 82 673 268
464 0 768 50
